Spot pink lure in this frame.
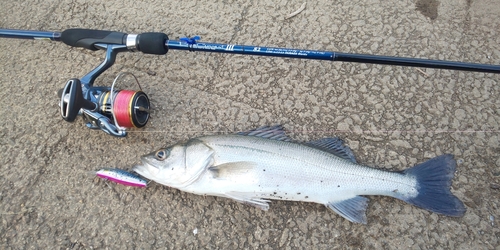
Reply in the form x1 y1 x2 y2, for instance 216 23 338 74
96 168 147 188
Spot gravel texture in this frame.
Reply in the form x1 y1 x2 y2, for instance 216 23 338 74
0 0 499 249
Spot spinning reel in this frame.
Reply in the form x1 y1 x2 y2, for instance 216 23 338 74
52 29 169 137
59 75 149 137
0 29 171 137
0 28 499 137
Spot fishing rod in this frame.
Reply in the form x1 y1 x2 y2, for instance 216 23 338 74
1 28 499 137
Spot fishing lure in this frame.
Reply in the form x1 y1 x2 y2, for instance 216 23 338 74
95 168 147 188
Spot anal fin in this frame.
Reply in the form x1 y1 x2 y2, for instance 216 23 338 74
326 196 369 224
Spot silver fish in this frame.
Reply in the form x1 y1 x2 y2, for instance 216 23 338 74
133 126 465 224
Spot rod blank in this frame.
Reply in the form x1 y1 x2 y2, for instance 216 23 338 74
0 29 60 41
166 40 500 74
334 52 500 74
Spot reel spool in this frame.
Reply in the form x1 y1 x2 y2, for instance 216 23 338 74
98 90 150 128
98 72 150 129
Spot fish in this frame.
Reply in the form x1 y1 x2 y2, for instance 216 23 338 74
133 125 466 224
96 168 147 188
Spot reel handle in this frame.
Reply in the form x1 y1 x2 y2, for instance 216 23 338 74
60 78 97 122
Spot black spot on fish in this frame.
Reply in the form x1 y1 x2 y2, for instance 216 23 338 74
297 192 301 195
338 185 340 188
305 196 309 199
273 192 277 195
171 168 174 170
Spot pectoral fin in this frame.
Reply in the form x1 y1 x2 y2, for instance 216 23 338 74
208 161 257 179
225 191 271 210
326 196 369 224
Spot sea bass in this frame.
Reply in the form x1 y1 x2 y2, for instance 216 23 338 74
133 126 466 224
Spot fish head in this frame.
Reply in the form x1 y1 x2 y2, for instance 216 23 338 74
133 139 214 187
133 144 188 186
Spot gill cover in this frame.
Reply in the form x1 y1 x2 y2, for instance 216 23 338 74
140 139 214 188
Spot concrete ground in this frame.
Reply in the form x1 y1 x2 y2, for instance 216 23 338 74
0 0 499 249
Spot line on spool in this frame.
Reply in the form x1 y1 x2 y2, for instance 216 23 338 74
109 72 150 129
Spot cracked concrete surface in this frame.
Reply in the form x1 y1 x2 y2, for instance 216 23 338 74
1 0 499 249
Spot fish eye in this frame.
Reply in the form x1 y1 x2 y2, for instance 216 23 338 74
155 149 169 160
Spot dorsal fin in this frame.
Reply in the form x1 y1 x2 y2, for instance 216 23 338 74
237 125 292 142
306 138 357 163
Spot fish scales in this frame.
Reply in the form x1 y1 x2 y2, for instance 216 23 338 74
133 125 465 224
196 134 417 203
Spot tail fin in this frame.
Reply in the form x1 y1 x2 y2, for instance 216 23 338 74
401 154 466 217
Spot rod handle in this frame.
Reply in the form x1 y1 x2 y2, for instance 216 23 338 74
60 28 169 55
61 28 127 50
136 32 169 55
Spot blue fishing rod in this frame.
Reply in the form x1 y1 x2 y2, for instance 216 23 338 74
3 28 498 72
1 28 499 137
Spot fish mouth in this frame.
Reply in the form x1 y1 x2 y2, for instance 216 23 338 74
132 158 160 180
